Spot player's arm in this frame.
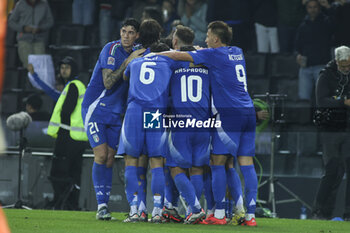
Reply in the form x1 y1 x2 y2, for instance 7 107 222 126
103 48 145 89
158 51 194 62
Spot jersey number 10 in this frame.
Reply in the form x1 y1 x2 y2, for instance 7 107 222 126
181 75 202 102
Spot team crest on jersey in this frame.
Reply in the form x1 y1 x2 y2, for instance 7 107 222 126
93 134 99 143
143 109 162 129
107 56 115 65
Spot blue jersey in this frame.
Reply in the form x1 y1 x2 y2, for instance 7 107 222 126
170 63 210 120
125 55 178 108
82 40 142 123
189 47 253 109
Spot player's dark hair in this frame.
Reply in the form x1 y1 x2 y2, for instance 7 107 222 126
160 37 173 49
174 25 194 46
139 19 162 48
121 18 140 32
208 21 232 45
150 42 170 52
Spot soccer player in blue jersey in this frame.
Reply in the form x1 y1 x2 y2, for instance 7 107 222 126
122 44 179 223
163 25 211 224
158 21 258 226
81 18 144 220
120 19 172 223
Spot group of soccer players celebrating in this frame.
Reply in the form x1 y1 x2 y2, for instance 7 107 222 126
82 17 258 226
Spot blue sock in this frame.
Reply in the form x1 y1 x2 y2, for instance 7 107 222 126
210 165 227 209
240 164 258 214
203 171 214 210
151 167 165 208
226 199 234 218
174 173 201 213
125 166 139 205
226 167 243 210
92 162 106 205
104 166 113 204
190 174 203 200
137 167 147 212
164 167 177 208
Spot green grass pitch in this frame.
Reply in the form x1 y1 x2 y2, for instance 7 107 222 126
3 209 350 233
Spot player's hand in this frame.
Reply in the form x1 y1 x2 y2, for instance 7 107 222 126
125 48 146 66
129 48 146 60
27 64 34 74
194 45 204 50
257 110 269 120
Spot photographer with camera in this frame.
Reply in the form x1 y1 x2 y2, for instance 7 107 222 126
313 45 350 220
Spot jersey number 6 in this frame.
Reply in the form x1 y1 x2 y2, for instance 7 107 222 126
140 62 156 84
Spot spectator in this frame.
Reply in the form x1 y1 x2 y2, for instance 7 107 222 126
295 0 333 101
129 0 161 23
47 56 88 210
24 93 50 121
99 0 132 46
27 56 80 101
72 0 95 26
253 0 279 53
162 0 179 36
331 0 350 47
8 0 54 68
313 45 350 221
276 0 305 53
177 0 207 47
141 6 164 27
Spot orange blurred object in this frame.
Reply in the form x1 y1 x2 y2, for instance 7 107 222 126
0 205 11 233
0 0 7 100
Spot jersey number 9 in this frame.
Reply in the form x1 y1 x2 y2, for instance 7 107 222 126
235 64 247 92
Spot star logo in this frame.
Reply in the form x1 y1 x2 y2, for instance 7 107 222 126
143 109 162 129
150 109 162 123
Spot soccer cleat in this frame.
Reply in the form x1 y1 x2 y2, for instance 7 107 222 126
231 211 246 225
123 213 139 223
205 213 214 220
138 211 148 222
162 207 184 223
184 209 206 224
200 215 227 225
96 206 112 220
243 217 257 227
151 214 165 223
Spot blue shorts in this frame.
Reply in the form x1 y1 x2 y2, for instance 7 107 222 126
82 107 122 149
211 109 256 157
119 102 166 158
166 130 210 168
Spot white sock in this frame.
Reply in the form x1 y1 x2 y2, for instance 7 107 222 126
130 205 138 216
236 196 245 213
246 213 255 221
97 203 107 211
152 207 162 217
138 201 147 214
207 208 214 216
214 209 225 219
